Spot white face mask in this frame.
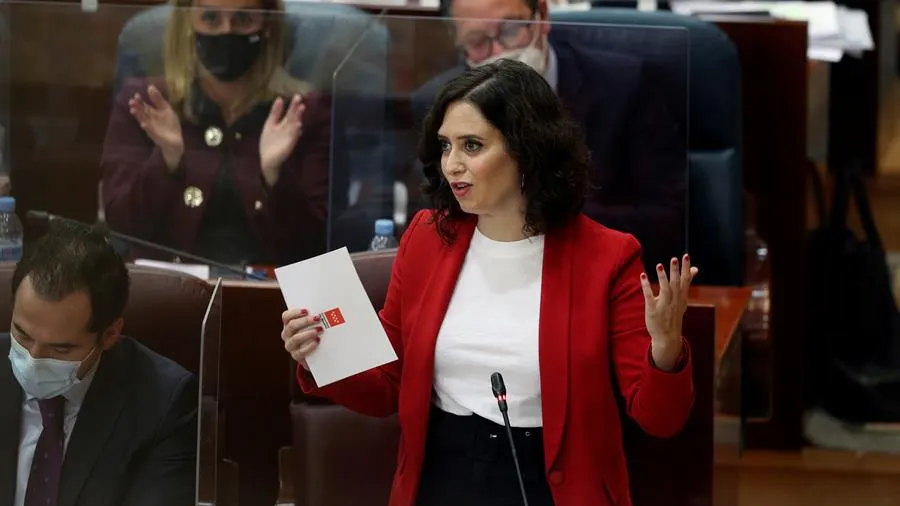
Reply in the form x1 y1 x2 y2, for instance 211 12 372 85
8 336 96 399
467 21 548 76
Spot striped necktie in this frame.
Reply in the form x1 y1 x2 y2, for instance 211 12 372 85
24 396 66 506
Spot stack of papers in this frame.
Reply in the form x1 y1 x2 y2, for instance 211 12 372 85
671 1 874 62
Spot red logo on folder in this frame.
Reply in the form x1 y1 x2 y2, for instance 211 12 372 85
321 307 346 329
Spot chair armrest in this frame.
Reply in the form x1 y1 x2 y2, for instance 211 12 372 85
275 446 296 506
218 458 240 506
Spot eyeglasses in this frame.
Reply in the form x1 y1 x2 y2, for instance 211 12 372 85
456 20 537 63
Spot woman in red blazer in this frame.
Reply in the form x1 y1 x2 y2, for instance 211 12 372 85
100 0 330 267
282 59 696 506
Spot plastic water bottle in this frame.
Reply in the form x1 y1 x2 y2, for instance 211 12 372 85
369 219 399 251
0 197 23 262
744 228 770 343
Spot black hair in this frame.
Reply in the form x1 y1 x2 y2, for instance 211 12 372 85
12 222 130 333
418 58 591 244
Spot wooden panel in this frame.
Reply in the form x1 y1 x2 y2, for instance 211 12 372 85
6 3 137 243
220 280 289 506
714 19 809 450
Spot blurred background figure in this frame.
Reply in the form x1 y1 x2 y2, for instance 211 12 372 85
100 0 331 269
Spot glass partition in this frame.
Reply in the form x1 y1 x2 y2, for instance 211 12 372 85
4 1 689 275
198 278 223 506
4 1 378 281
104 3 340 275
325 9 391 253
332 15 690 273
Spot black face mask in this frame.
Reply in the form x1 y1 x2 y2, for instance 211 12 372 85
195 32 264 82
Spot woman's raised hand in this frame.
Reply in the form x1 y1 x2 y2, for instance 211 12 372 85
640 254 699 370
129 85 184 171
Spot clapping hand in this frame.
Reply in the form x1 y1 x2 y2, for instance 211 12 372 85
260 94 305 187
129 85 184 171
640 254 698 371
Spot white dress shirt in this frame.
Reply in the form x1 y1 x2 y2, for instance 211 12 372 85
546 44 559 92
14 362 98 506
433 227 545 427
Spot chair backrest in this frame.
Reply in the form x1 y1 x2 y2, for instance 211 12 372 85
290 403 399 506
550 8 744 285
288 250 400 506
0 262 213 381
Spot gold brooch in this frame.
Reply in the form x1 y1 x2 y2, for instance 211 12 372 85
183 186 204 208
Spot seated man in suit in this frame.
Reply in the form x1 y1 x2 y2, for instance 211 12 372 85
0 222 198 506
411 0 686 268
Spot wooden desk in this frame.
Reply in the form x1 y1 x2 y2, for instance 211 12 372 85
689 285 752 363
691 286 751 506
216 281 749 506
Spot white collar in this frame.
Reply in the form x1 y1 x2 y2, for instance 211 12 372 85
546 43 559 92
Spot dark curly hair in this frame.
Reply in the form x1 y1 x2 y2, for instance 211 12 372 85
419 58 591 244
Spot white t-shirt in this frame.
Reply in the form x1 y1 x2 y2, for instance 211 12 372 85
433 226 545 427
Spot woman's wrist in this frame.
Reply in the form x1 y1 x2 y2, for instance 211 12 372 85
649 338 683 372
260 161 282 187
161 144 184 173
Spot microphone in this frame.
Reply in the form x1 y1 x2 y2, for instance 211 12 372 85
26 210 266 281
490 372 529 506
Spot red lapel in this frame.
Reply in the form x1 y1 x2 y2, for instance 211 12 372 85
539 218 574 470
403 217 477 453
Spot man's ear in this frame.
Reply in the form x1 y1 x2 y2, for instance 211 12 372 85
100 318 124 351
537 0 551 35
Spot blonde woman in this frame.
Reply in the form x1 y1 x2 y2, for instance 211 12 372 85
101 0 330 268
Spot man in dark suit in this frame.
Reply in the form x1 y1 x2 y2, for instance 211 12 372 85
0 223 197 506
411 0 687 268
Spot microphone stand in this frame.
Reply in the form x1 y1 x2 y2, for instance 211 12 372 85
491 372 530 506
501 408 529 506
27 211 266 281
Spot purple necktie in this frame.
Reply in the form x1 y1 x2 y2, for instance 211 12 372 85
24 396 66 506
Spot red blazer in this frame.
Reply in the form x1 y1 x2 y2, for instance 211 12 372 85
100 78 331 264
297 210 695 506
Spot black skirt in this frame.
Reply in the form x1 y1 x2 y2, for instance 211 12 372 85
415 407 555 506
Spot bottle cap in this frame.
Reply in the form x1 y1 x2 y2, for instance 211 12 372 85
374 219 394 236
0 197 15 213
